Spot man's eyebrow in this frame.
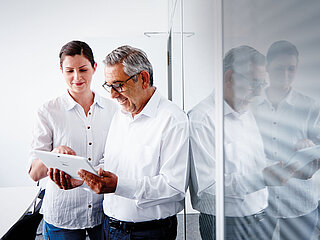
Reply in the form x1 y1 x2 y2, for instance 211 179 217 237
110 80 125 84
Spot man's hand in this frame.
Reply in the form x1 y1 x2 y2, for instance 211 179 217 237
78 168 117 194
263 162 300 186
49 168 84 190
48 145 83 190
292 139 319 179
292 158 320 180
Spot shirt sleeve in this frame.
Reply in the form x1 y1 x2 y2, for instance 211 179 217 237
189 115 266 202
115 120 189 209
27 106 53 172
307 101 320 144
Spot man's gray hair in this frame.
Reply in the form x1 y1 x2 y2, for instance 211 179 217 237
103 45 154 86
223 45 265 75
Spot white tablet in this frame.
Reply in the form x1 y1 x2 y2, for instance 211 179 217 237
288 145 320 167
34 150 98 180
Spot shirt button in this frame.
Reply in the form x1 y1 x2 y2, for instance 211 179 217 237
89 142 92 145
89 112 92 115
87 126 91 129
88 204 92 208
88 157 92 161
273 137 276 140
273 122 277 125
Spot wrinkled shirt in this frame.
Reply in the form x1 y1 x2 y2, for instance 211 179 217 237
252 89 320 218
189 93 269 217
103 89 189 222
28 91 117 229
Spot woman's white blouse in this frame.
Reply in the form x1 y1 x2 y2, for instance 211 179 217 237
28 91 117 229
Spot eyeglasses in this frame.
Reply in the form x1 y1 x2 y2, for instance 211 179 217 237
102 73 139 93
233 71 267 89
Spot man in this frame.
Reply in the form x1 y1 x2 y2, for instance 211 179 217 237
78 45 189 239
189 45 271 240
251 40 320 240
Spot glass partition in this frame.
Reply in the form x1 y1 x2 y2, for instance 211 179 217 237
223 1 320 239
176 0 320 239
181 0 221 239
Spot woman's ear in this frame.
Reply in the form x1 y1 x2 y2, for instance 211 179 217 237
93 62 97 73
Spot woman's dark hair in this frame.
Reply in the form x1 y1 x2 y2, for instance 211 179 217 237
59 40 95 68
266 40 299 64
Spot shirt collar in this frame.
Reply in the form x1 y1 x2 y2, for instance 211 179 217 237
285 88 295 105
139 88 159 118
64 90 104 111
121 87 160 119
93 92 108 109
210 90 244 118
224 101 244 119
260 87 295 107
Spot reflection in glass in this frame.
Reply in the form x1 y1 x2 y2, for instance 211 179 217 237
189 46 270 239
251 40 320 240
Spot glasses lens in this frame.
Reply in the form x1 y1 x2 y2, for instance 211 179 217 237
102 83 111 92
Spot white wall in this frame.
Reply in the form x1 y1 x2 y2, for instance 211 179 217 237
0 0 169 187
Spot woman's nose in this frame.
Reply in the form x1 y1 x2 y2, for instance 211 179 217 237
73 70 80 80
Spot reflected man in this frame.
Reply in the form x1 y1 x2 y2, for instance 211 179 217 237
252 40 320 240
189 46 270 240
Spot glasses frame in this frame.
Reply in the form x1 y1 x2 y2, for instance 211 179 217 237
233 71 266 89
102 72 140 93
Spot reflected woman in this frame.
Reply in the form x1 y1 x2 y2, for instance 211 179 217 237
252 40 320 240
28 40 117 240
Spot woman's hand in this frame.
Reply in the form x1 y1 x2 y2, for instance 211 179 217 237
294 138 315 151
48 146 83 190
49 168 84 190
52 145 76 155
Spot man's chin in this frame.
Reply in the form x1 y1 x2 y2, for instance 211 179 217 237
121 105 129 112
121 105 134 114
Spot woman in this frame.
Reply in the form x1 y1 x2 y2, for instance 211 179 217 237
28 40 117 239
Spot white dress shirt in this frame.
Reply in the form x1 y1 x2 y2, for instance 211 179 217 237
102 89 189 222
252 89 320 218
28 91 118 229
189 93 269 217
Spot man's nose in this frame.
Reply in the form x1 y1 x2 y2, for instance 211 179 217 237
284 69 291 81
110 87 119 99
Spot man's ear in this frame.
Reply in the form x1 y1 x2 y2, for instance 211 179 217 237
224 69 233 88
140 71 150 89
